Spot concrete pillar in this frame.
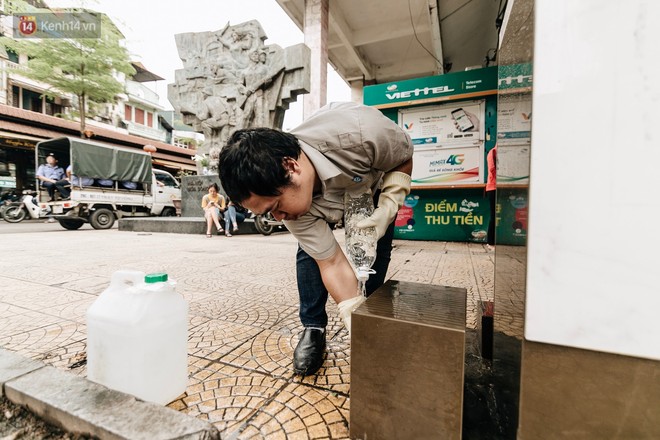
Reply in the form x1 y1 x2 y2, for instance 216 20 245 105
349 79 364 103
349 78 376 104
303 0 328 119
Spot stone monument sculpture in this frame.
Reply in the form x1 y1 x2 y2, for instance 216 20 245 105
168 20 310 174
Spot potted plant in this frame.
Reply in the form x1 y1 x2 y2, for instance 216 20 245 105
192 154 211 175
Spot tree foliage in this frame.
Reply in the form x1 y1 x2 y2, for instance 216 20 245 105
1 2 135 136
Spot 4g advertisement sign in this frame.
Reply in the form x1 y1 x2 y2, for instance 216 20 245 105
394 188 490 242
411 146 482 186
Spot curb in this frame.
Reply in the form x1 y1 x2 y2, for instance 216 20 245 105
0 349 220 440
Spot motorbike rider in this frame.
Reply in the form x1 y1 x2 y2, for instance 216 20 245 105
36 153 70 201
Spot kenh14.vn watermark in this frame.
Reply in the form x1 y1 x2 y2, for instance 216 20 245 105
13 12 101 39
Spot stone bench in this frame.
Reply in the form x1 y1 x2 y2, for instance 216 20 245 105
118 216 261 235
350 280 467 440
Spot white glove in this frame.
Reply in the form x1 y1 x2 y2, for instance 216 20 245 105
337 295 366 335
356 171 411 239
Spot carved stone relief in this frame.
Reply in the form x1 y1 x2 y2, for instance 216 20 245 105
168 20 310 173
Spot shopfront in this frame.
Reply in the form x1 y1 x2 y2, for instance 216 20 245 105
364 67 498 243
0 135 39 195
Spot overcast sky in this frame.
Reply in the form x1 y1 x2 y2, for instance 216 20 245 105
46 0 351 129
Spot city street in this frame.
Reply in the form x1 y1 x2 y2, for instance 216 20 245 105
0 217 114 234
0 222 493 438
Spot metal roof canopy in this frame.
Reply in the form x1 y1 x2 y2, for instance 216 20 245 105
276 0 502 85
130 62 165 83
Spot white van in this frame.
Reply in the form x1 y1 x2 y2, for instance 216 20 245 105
35 137 181 230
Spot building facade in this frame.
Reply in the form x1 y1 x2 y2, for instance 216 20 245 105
0 4 196 194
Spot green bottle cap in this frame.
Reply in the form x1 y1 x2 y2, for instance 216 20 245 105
145 273 168 283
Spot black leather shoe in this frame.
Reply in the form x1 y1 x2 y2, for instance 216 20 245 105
293 328 326 376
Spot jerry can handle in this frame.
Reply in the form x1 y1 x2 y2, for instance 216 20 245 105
110 270 145 289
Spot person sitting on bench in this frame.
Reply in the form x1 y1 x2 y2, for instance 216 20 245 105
37 153 70 201
66 165 94 188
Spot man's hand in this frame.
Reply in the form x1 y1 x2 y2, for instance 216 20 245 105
356 171 411 239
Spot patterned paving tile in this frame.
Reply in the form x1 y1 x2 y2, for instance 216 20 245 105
191 296 298 330
229 281 300 305
219 329 296 378
0 321 87 360
220 327 351 395
168 362 288 435
1 267 84 286
54 276 112 295
293 331 351 395
233 382 350 439
0 303 32 318
1 228 494 439
40 298 95 323
0 284 94 312
40 340 88 377
0 310 63 338
188 319 264 361
256 273 298 291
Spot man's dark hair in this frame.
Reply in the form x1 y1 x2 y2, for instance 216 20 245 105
219 128 301 204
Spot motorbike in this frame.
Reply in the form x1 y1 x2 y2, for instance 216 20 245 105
253 212 285 236
0 191 20 220
2 190 51 223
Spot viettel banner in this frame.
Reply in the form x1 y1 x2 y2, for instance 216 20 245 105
364 67 498 107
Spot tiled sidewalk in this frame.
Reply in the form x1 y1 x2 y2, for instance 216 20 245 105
0 227 493 439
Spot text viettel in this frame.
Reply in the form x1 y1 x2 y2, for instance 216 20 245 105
386 86 454 100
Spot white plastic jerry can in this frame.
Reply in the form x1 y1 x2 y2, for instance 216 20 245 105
86 271 188 405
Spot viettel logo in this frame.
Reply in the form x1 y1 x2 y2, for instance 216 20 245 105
18 15 37 36
387 84 398 91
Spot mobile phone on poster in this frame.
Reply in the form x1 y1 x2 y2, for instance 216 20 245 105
451 108 474 132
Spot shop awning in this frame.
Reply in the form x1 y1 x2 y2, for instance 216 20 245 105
152 158 197 172
0 130 44 141
0 130 44 149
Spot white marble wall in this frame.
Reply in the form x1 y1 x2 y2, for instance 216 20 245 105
526 0 660 360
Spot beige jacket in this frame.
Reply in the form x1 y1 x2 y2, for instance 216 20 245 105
285 102 413 260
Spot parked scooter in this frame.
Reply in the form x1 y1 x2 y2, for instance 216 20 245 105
2 190 51 223
0 190 20 220
253 212 285 236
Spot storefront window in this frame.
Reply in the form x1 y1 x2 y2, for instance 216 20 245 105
11 86 20 108
0 145 36 192
6 48 19 64
45 96 62 116
22 88 43 113
135 107 145 125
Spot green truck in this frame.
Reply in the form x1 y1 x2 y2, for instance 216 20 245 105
36 137 181 230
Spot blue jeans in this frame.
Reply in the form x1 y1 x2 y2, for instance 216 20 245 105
224 205 237 230
296 220 395 328
224 206 245 230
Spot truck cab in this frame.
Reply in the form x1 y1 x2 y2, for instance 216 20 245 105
35 137 181 230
